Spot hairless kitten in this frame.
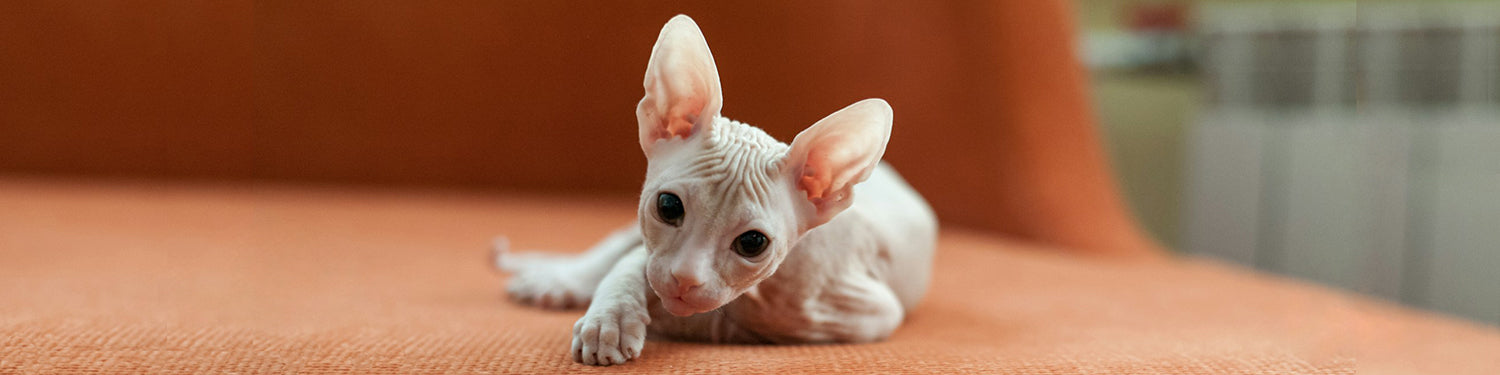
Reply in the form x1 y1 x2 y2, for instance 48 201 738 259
493 15 937 366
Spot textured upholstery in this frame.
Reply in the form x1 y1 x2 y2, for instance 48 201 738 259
0 0 1157 257
3 179 1497 374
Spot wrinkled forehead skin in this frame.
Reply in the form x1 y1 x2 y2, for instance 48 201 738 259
642 117 792 215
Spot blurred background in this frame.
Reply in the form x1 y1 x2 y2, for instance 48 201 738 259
1076 0 1499 324
1 1 1495 325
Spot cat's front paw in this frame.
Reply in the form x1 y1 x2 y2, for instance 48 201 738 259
493 238 594 309
571 305 649 366
506 267 593 309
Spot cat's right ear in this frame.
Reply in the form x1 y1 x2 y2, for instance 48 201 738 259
636 15 723 157
782 99 894 229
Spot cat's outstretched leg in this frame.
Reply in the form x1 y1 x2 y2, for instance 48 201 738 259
493 224 641 310
572 246 650 365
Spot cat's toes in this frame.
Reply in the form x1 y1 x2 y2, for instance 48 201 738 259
492 238 593 309
506 268 591 310
571 307 649 366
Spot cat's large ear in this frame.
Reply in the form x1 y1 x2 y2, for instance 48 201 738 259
637 15 723 157
783 99 894 229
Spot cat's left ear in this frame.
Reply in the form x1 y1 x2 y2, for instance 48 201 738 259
783 99 893 229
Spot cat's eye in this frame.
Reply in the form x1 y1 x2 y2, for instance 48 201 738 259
656 192 684 226
732 230 769 258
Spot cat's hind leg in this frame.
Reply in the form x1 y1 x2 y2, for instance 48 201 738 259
492 224 641 310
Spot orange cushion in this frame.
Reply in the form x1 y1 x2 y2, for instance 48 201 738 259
1 178 1495 373
0 1 1161 258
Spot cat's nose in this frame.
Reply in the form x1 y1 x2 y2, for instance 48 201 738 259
671 272 702 294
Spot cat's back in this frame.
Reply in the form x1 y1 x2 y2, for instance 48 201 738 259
846 162 937 310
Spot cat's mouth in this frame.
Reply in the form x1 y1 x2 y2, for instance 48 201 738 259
659 293 718 317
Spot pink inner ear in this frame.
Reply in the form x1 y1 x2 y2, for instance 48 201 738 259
798 152 831 200
654 97 704 141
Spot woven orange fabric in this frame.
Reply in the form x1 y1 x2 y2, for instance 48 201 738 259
0 0 1159 258
1 179 1496 374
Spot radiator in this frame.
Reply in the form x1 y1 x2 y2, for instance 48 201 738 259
1183 2 1500 324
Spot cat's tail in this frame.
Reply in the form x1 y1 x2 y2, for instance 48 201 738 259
490 236 520 273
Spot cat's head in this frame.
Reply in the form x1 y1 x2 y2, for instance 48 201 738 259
633 15 893 317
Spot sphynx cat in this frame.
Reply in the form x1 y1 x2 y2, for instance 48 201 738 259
493 15 937 366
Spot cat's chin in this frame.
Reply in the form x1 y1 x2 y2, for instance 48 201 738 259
660 295 716 317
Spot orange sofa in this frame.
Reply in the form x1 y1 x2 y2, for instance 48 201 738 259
2 1 1497 373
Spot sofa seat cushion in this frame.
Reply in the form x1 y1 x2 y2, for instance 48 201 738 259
1 179 1496 374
